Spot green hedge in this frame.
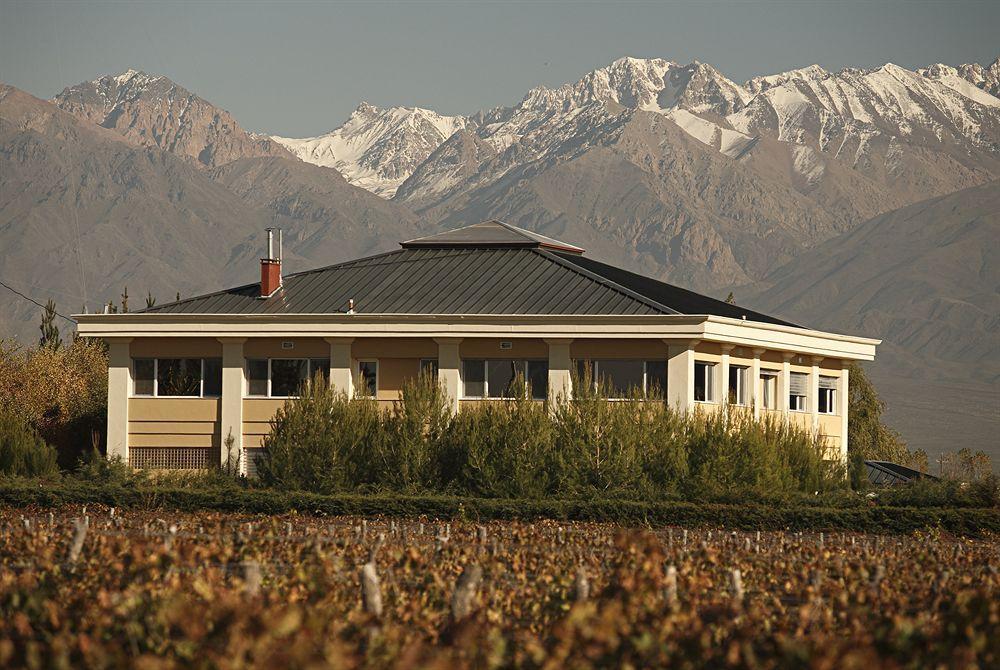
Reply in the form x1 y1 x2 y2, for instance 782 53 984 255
2 480 996 535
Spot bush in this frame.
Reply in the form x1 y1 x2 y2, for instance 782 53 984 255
376 373 451 491
0 338 107 468
255 376 380 493
0 408 59 478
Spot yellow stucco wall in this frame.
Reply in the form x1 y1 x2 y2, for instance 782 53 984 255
128 398 220 448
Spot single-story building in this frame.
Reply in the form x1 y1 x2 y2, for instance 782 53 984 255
75 220 879 472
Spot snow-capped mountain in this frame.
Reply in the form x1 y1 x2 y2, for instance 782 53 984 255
920 58 1000 101
53 69 291 167
272 102 472 197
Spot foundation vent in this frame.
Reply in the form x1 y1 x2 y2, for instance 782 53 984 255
129 447 215 470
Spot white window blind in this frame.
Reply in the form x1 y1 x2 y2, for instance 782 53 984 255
818 376 839 390
789 372 808 395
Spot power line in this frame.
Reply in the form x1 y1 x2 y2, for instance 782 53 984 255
0 280 77 324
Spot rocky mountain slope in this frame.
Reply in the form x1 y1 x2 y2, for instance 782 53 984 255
740 182 1000 461
921 57 1000 99
0 84 424 342
52 69 293 168
272 102 471 197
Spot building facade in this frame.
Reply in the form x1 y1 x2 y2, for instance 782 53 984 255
75 221 879 471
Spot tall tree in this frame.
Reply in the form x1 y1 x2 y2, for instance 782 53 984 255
847 363 910 487
38 300 62 350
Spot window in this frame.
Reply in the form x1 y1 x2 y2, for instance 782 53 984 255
245 358 331 398
357 360 378 398
789 372 808 411
818 376 838 414
728 366 748 405
760 371 778 410
462 359 549 399
694 361 716 402
420 358 439 379
133 359 155 396
132 358 222 397
575 360 668 399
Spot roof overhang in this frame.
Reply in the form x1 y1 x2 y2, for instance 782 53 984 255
74 312 880 361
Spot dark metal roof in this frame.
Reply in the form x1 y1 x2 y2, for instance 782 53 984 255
144 247 666 316
865 460 939 487
142 220 796 325
401 220 585 254
550 251 799 327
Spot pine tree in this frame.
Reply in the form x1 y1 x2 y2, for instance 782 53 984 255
145 291 156 308
121 286 129 313
725 292 735 304
38 299 62 350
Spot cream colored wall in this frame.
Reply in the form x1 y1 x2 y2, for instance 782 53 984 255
131 337 222 358
244 338 328 358
376 358 421 401
128 398 220 448
462 338 549 358
242 399 285 448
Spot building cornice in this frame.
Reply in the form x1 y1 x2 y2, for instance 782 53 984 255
73 312 880 360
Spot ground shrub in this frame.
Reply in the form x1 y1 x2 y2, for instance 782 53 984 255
0 408 59 478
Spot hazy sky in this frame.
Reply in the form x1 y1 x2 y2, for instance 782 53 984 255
2 0 998 137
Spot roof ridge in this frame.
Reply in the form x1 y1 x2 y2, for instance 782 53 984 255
533 248 678 315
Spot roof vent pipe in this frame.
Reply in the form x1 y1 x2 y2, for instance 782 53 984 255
260 228 282 298
347 298 355 315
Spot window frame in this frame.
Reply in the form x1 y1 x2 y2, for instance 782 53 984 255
575 359 668 400
131 358 221 398
759 370 778 410
728 365 749 406
356 359 379 399
461 359 549 400
818 376 838 415
694 361 716 403
244 358 330 399
789 371 808 412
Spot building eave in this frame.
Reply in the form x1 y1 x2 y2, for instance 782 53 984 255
73 312 879 361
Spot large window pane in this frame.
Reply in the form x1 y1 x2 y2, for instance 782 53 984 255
487 359 524 398
729 366 748 405
358 361 378 397
463 359 485 398
420 358 439 379
694 361 714 402
133 359 154 396
527 360 548 400
272 359 308 397
596 360 644 397
645 360 667 397
157 359 201 397
247 359 268 396
309 358 330 384
202 358 222 396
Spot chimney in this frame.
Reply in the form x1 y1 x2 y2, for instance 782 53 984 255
260 228 282 297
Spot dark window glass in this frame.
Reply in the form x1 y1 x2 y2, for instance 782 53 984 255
157 359 201 396
527 360 548 400
487 359 524 398
574 360 594 390
309 358 330 384
202 358 222 396
463 359 485 397
729 366 748 405
645 360 667 397
133 359 154 396
358 361 378 397
819 388 835 414
596 360 644 397
420 358 439 379
694 362 713 402
272 359 308 397
247 359 268 396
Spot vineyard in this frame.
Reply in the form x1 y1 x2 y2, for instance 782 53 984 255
1 507 997 668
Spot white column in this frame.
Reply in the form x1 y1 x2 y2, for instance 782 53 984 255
840 364 850 462
435 337 463 414
720 344 734 406
810 356 822 432
666 339 697 413
106 338 132 464
544 338 573 407
780 352 794 419
325 337 354 397
218 338 246 471
751 347 764 419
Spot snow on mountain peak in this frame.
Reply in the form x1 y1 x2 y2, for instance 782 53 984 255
273 102 472 197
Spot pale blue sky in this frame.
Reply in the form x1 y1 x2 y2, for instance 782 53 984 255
1 1 997 137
